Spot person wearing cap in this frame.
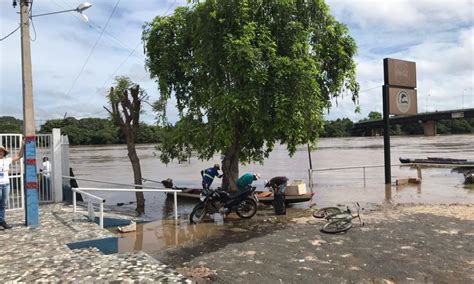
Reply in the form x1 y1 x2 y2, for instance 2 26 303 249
236 172 261 191
0 143 24 229
201 164 223 190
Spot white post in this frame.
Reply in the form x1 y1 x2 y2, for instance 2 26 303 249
52 128 63 202
61 135 70 191
174 191 178 221
99 202 104 229
73 190 76 213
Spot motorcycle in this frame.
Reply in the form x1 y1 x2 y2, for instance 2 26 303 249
189 186 258 224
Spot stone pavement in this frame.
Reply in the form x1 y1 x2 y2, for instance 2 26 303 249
0 203 191 283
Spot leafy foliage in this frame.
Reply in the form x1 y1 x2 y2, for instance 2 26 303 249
143 0 359 177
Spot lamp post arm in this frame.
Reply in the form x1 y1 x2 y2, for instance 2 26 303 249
30 9 78 18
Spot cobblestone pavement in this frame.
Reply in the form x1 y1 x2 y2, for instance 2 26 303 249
0 204 190 283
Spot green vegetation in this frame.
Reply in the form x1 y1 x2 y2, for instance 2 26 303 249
0 116 22 134
0 113 472 144
0 116 162 145
143 0 359 190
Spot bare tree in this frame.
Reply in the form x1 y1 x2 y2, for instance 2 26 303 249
104 76 146 215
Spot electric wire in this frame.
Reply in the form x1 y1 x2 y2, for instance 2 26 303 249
29 0 37 41
65 0 121 97
0 25 20 41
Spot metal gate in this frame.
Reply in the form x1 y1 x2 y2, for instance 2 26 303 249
1 133 55 210
36 134 54 203
0 134 24 210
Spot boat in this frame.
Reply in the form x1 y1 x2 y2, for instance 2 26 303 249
143 178 314 205
399 157 474 166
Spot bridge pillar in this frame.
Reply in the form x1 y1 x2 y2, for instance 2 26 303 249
423 120 437 136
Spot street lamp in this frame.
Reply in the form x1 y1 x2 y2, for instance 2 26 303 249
30 2 92 22
17 0 92 227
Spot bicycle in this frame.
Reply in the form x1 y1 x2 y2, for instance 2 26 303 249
313 203 364 234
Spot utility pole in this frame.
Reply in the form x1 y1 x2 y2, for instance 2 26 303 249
20 0 39 227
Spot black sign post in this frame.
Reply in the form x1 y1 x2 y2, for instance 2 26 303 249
382 84 391 184
383 58 417 184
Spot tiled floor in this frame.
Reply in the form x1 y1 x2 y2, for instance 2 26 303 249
0 204 190 282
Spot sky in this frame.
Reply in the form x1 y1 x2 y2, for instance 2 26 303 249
0 0 473 128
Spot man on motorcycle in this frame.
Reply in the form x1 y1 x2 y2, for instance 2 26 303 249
236 172 261 191
201 164 223 190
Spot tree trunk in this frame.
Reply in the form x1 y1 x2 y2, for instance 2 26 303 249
127 143 145 215
221 142 240 192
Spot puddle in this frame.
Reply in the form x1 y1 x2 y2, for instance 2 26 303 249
111 216 229 253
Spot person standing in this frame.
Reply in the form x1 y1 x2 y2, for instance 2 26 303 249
201 164 223 190
0 143 24 229
236 172 261 191
40 157 51 192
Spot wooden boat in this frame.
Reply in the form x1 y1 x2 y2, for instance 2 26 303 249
143 177 314 205
163 187 314 205
399 157 474 166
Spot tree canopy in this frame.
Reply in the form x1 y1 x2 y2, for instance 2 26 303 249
143 0 359 189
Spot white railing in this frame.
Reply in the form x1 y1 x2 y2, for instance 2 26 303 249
63 175 182 224
308 163 408 187
72 188 105 228
75 187 180 222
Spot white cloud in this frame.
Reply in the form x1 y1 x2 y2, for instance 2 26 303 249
1 0 473 128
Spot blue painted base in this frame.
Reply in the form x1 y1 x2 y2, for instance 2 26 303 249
25 189 39 227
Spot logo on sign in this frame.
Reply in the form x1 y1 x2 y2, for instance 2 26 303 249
397 90 410 113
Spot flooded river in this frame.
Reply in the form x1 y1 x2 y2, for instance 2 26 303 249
70 134 473 254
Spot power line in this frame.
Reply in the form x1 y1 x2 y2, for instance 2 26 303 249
65 0 121 97
0 25 20 41
359 85 382 93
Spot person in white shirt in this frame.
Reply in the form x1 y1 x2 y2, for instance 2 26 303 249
0 143 23 229
40 157 51 192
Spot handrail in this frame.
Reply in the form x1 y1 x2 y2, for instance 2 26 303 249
62 175 165 189
310 164 404 172
75 187 180 221
77 187 179 193
308 163 412 187
71 188 105 228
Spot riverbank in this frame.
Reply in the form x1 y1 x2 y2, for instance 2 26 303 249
155 203 474 283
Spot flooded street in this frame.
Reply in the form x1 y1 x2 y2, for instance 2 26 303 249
70 134 474 220
69 134 474 250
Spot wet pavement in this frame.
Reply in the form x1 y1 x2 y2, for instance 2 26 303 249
151 204 474 283
0 203 190 282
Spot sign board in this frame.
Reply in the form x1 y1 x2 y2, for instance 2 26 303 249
452 112 464 118
389 87 417 115
384 58 417 88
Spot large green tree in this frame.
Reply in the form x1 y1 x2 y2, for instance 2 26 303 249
143 0 359 190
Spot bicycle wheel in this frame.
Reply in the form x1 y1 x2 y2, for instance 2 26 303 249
321 219 353 234
313 207 342 218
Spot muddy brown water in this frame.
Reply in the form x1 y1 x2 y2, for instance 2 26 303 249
70 135 474 253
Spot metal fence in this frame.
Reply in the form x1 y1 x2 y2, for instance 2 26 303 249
0 134 24 210
36 134 54 203
1 133 55 210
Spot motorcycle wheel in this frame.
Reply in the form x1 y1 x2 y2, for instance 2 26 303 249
190 203 206 224
236 197 257 219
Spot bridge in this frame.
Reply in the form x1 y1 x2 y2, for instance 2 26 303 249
354 108 474 136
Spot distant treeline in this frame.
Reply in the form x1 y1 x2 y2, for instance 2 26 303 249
1 112 473 145
0 116 163 145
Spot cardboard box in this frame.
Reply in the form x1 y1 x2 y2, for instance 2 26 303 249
285 181 306 195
